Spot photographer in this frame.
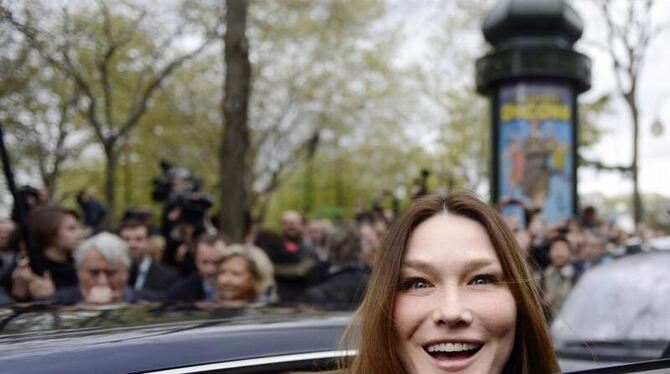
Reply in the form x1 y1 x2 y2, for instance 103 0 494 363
161 193 216 276
152 161 214 276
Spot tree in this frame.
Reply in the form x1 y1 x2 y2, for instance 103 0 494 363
1 0 215 224
406 1 493 192
0 19 84 198
589 0 663 224
246 0 402 219
97 1 404 227
219 0 251 242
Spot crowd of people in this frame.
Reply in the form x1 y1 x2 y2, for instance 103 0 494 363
509 206 667 320
0 185 387 309
0 183 666 320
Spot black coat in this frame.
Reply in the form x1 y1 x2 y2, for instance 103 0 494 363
297 264 369 309
129 260 180 295
162 238 197 277
0 289 12 305
165 273 207 303
0 255 78 301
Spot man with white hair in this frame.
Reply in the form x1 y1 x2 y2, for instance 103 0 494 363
50 232 157 305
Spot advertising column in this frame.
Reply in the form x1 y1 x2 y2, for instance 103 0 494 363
498 83 575 225
475 0 591 227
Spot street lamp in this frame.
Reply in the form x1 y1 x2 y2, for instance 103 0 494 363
650 95 669 137
651 118 664 137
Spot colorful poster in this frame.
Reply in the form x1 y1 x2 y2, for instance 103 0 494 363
498 83 574 225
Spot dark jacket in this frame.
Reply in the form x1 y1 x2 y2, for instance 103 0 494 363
0 289 12 305
254 230 327 303
0 255 78 301
297 264 370 310
42 256 79 289
165 273 207 303
162 238 197 277
129 260 180 296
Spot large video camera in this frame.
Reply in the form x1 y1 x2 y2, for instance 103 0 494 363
151 160 212 225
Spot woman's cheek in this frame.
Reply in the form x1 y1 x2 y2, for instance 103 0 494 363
471 288 517 335
393 293 431 337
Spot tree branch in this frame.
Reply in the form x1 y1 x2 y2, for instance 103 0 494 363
2 6 108 143
596 0 628 95
118 36 214 138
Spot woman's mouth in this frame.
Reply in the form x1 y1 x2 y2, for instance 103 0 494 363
423 341 483 361
423 343 483 358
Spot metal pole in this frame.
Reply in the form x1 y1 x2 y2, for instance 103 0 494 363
0 122 44 275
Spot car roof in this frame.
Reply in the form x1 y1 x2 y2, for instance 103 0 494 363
553 251 670 354
0 304 353 374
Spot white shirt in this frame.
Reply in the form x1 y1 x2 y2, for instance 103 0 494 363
134 256 152 291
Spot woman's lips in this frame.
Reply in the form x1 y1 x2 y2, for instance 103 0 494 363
422 341 484 372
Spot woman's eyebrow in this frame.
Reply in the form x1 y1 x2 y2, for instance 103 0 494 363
462 258 501 274
400 259 438 276
402 258 501 274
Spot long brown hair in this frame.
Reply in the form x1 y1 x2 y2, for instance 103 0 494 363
345 191 558 374
28 205 79 252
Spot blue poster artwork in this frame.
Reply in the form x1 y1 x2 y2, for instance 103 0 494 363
498 83 574 225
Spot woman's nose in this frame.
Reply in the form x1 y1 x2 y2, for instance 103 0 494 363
431 287 474 327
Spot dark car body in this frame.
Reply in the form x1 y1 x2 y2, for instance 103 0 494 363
4 258 670 374
0 304 354 373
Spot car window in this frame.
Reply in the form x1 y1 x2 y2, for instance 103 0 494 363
553 252 670 342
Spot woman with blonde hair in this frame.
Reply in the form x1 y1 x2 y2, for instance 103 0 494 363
215 244 278 305
344 191 558 373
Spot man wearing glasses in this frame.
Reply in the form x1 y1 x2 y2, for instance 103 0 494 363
51 232 157 305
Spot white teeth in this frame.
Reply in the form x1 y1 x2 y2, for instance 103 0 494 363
426 342 481 353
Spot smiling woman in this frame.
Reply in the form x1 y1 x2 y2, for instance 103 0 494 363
215 244 278 305
345 191 558 374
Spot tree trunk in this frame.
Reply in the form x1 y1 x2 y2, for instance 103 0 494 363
630 99 643 225
104 144 119 229
219 0 251 242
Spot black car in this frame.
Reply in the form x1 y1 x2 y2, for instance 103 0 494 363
0 304 354 374
3 272 670 374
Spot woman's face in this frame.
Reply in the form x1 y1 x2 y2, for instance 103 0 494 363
549 241 571 267
56 214 82 254
216 256 256 302
393 213 517 374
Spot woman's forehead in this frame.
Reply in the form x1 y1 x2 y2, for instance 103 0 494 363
222 255 250 267
403 213 500 266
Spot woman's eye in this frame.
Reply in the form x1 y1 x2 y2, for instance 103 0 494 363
400 277 432 291
470 274 498 286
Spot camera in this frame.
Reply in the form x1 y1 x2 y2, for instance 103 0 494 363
172 192 213 225
151 160 202 203
152 160 211 225
11 185 42 223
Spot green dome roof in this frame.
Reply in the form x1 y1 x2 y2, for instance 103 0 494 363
483 0 583 49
